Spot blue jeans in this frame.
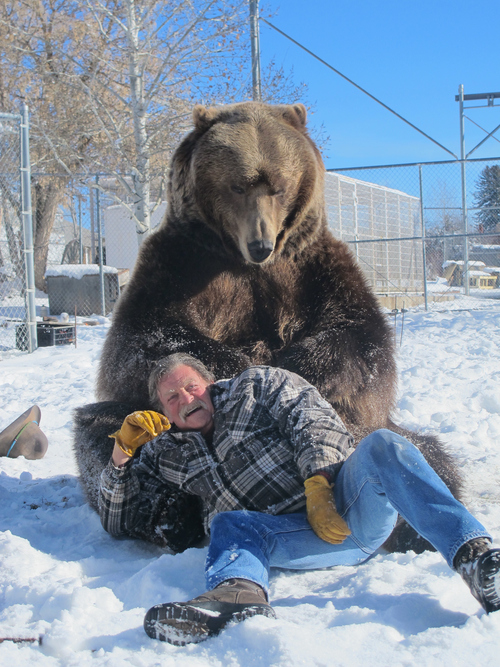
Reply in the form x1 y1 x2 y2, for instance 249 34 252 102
205 429 490 593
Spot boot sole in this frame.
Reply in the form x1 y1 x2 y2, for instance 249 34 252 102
476 550 500 613
144 600 276 645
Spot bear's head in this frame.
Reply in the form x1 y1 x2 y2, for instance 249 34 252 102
167 102 326 264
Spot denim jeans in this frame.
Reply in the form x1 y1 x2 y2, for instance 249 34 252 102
205 429 490 592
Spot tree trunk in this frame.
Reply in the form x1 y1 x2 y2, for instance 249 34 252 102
2 205 24 279
125 0 151 243
33 179 68 292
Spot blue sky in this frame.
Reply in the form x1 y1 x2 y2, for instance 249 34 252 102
258 0 500 169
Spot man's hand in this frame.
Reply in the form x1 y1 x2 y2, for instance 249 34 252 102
304 474 351 544
109 410 171 458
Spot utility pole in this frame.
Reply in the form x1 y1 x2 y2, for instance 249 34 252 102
249 1 262 101
458 84 470 296
456 86 500 296
20 103 37 352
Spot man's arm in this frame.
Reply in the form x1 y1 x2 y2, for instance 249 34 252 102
99 411 172 536
99 440 207 552
111 442 132 467
99 431 185 538
99 429 243 538
250 366 355 481
99 449 155 537
253 366 353 544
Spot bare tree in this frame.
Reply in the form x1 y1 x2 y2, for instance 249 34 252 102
0 0 116 288
1 0 312 286
70 0 249 239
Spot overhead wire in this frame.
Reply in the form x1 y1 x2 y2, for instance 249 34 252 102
260 17 458 160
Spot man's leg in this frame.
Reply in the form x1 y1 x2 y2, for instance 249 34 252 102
143 441 401 647
335 430 499 614
144 429 498 643
335 429 491 568
143 430 407 644
204 510 378 593
342 430 500 613
204 429 492 591
143 509 373 646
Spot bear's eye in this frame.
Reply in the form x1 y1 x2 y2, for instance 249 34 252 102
273 189 285 197
231 185 245 195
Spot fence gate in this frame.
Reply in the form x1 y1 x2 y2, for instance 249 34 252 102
0 106 36 356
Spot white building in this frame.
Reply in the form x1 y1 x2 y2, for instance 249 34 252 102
103 203 167 271
324 172 423 294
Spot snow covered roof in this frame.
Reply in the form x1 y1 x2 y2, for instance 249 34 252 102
45 264 118 279
325 171 420 200
442 260 486 268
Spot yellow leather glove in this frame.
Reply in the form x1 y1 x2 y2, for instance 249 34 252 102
109 411 171 457
304 474 351 544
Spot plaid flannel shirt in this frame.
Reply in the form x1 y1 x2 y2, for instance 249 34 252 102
99 366 355 536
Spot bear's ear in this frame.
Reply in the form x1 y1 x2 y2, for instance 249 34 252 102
193 105 219 132
281 103 307 130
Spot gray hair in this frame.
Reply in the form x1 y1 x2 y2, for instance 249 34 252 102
148 353 215 410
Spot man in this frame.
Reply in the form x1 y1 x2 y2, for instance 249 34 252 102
99 353 500 646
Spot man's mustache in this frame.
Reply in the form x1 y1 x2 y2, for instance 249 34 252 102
179 399 211 422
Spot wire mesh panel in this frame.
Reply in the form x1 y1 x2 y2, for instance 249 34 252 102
324 171 423 303
0 112 29 354
326 160 500 311
45 265 122 316
8 158 498 329
30 177 132 319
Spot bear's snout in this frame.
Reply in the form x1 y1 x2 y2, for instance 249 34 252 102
247 239 274 263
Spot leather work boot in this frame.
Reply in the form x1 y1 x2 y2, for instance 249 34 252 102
454 538 500 613
143 578 276 645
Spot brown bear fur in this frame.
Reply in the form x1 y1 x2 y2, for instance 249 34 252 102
74 102 462 554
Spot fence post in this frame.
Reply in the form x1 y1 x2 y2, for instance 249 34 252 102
249 1 262 102
353 185 359 262
89 185 95 263
458 85 470 296
78 195 83 264
20 103 37 352
95 175 106 316
418 165 428 310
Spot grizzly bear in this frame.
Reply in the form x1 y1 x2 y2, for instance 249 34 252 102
74 102 462 554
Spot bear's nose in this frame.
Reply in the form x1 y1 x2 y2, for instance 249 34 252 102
247 240 274 263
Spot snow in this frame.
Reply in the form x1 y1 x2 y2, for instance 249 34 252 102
1 307 500 665
442 260 486 268
44 265 118 279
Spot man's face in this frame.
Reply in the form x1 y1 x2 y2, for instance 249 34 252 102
157 364 214 436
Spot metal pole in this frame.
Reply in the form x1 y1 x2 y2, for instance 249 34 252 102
249 0 262 101
89 186 95 263
96 176 106 316
20 103 37 352
458 84 470 296
418 165 428 310
78 196 83 264
353 187 359 262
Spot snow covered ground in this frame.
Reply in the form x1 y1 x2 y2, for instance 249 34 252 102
1 306 500 666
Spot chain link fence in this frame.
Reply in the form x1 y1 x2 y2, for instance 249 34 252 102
0 109 36 356
328 157 500 312
2 131 500 355
34 174 167 322
38 177 126 320
42 158 500 326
